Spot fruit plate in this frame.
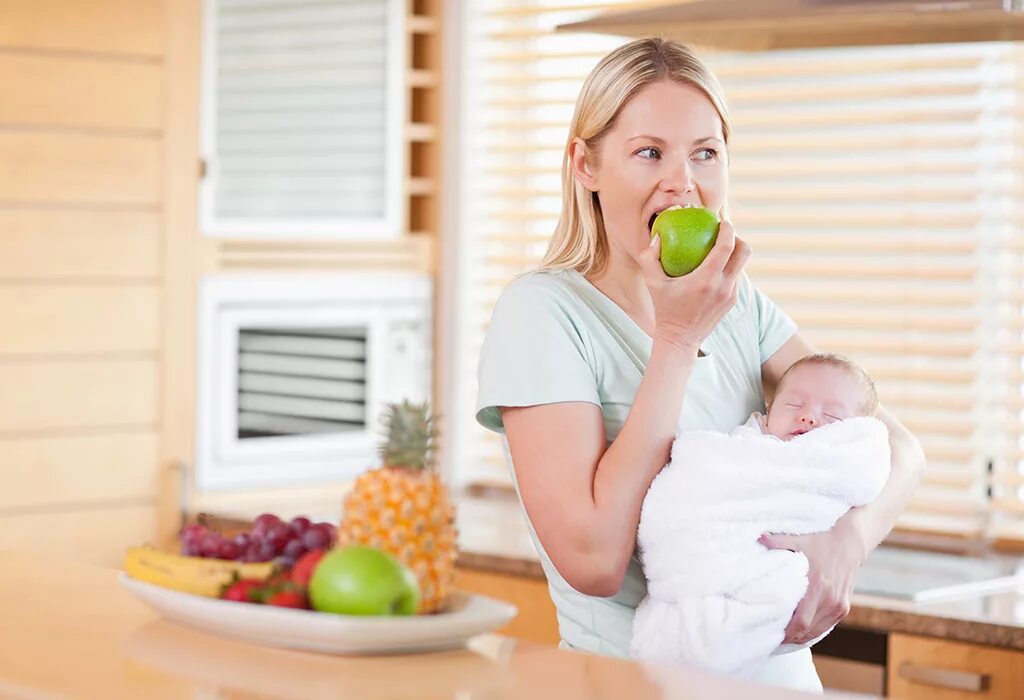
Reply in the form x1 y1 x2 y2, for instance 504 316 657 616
119 573 518 655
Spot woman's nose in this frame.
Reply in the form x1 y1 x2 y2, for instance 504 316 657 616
659 161 695 193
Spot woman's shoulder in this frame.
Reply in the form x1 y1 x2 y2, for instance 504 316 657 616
494 268 584 315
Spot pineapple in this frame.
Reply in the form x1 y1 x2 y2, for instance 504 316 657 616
338 401 457 613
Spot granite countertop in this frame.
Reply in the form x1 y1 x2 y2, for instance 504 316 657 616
453 495 1024 652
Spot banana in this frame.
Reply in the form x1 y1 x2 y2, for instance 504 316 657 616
124 546 274 597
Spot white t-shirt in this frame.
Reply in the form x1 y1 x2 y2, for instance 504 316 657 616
476 269 821 692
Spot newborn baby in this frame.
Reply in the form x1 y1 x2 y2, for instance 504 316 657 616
631 353 891 679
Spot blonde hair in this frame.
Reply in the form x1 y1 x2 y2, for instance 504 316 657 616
778 353 880 415
539 38 731 277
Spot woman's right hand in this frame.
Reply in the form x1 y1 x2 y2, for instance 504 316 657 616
637 219 751 351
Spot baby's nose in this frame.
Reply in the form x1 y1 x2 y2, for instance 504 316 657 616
800 414 817 426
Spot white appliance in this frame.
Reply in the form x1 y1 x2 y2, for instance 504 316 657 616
195 272 431 491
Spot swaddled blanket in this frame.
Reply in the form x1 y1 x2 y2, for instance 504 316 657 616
630 414 890 677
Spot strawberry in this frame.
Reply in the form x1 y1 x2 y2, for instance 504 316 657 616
290 549 327 587
221 578 265 603
266 590 307 609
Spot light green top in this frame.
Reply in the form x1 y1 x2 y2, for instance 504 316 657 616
475 269 799 659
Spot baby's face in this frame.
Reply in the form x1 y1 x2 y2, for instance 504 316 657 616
766 364 866 441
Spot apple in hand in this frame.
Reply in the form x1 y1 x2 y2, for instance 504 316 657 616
651 205 720 277
308 546 420 616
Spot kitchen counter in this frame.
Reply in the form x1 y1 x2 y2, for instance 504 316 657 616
0 550 864 699
454 496 1024 652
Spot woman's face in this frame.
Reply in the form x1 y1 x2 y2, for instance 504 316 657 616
572 79 728 262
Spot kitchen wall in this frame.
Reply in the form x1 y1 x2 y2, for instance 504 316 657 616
0 0 169 563
0 0 445 565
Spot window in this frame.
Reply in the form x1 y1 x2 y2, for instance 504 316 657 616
453 1 1024 546
200 0 405 238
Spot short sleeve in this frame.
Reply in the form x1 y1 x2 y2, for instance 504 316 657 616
748 276 797 365
475 275 601 433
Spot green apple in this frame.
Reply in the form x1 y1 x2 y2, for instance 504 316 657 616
308 546 420 616
651 205 720 277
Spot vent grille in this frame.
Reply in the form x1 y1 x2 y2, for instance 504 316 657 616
236 326 368 438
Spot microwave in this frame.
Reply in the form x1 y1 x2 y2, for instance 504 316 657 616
195 272 431 491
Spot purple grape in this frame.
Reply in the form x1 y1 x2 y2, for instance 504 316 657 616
283 539 305 560
289 516 312 535
178 524 206 544
218 540 242 560
252 513 282 536
199 533 223 558
232 532 252 549
301 527 330 551
257 541 277 562
181 541 201 557
266 523 291 551
242 544 261 563
274 555 297 569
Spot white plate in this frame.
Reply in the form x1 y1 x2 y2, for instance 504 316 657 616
119 573 517 655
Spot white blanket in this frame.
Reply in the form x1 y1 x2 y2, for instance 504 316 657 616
630 414 890 677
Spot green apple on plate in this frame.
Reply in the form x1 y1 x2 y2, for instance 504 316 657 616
308 545 420 616
651 205 720 277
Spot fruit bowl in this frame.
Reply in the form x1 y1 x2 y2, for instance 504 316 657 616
119 573 517 655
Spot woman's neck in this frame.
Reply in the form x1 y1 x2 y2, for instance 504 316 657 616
585 249 656 336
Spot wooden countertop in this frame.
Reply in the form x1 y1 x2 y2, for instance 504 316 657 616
454 497 1024 652
0 550 859 699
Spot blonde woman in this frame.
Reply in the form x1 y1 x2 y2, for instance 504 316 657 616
475 38 924 691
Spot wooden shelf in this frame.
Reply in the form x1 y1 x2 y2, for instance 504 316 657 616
408 69 438 88
407 15 438 34
407 177 434 196
405 123 436 142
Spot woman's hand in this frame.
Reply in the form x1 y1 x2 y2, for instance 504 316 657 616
637 219 751 352
759 512 869 645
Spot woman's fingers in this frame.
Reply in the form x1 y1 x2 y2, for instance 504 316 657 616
696 218 736 274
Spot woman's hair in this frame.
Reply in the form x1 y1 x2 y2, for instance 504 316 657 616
539 38 731 276
778 353 880 415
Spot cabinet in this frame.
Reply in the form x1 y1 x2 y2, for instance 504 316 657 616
454 567 560 645
888 633 1024 699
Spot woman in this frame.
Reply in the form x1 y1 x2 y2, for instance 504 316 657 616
475 38 924 691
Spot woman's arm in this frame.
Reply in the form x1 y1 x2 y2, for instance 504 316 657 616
760 333 926 643
502 336 699 597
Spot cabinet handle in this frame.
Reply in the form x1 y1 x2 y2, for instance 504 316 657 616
898 662 991 692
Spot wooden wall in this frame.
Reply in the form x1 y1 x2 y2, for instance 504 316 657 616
0 0 165 563
0 0 445 565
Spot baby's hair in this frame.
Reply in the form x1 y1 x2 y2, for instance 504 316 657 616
777 353 879 415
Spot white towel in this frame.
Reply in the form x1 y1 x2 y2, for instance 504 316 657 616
630 414 890 678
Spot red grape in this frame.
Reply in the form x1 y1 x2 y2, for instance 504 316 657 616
178 524 206 544
283 539 305 560
218 540 242 560
199 533 223 558
300 527 330 551
233 532 252 549
257 541 277 562
266 523 291 551
289 516 312 535
253 513 281 536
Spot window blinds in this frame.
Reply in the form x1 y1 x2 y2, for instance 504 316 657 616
454 1 1024 546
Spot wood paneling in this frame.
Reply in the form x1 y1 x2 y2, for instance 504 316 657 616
0 210 160 279
455 568 560 645
888 633 1024 700
0 359 157 432
0 505 157 567
0 286 159 354
0 52 162 131
0 0 163 57
0 132 160 205
0 432 158 510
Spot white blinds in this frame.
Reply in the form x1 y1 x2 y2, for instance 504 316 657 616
453 1 1024 545
201 0 403 237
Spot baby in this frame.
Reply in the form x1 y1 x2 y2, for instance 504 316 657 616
758 352 879 440
631 353 890 679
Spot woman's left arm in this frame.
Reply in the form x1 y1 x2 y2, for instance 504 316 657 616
759 333 927 645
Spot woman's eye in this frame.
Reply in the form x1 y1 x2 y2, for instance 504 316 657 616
693 148 718 162
636 146 661 160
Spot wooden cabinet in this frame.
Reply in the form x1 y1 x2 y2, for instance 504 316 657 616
454 568 560 645
888 633 1024 700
